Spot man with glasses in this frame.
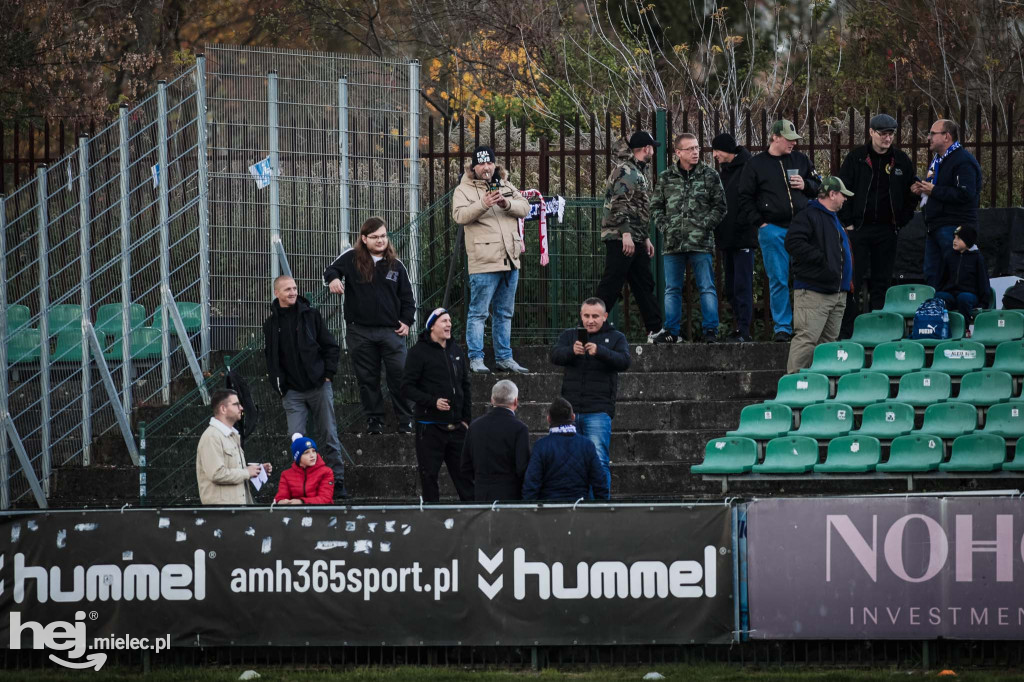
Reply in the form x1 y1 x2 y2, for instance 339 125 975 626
196 389 272 505
912 119 983 289
837 114 918 337
650 133 727 343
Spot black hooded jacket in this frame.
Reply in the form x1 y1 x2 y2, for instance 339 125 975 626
737 149 820 229
550 321 630 418
837 143 918 229
263 296 340 396
937 247 990 306
400 327 472 424
714 147 757 249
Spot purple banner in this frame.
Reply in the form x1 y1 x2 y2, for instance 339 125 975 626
747 496 1024 639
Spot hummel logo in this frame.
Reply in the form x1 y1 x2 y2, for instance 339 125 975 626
477 549 503 600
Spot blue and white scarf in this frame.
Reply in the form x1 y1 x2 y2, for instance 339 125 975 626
921 140 960 207
549 424 577 435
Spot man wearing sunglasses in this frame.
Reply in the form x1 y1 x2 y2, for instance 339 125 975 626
837 113 918 337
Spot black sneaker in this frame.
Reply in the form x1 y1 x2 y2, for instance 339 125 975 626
397 421 414 434
773 331 792 343
366 419 384 435
703 330 718 343
725 331 749 343
651 329 680 344
334 482 350 500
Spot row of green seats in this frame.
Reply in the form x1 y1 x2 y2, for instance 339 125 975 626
5 302 201 335
7 327 162 364
728 400 1024 441
779 370 1024 408
879 284 997 320
800 340 1024 378
851 309 1023 348
695 432 1024 475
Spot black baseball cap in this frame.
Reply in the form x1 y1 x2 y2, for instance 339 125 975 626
628 131 661 149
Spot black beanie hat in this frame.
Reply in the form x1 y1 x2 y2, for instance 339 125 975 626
471 145 495 168
711 133 738 154
954 225 977 249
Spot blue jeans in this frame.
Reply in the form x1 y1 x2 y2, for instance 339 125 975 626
576 412 612 493
467 270 519 361
758 224 793 334
936 291 979 322
924 225 957 289
664 252 719 335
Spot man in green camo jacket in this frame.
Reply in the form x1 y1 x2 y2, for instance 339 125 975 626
650 133 728 344
595 131 664 340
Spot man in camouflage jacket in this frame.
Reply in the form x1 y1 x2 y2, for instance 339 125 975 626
650 133 727 343
595 131 664 339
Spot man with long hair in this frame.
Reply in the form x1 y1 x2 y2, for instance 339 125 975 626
324 217 416 434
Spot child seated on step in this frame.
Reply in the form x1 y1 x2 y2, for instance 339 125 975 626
275 434 335 505
935 225 989 324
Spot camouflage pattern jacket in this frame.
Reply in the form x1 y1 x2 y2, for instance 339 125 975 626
650 161 727 254
601 140 651 242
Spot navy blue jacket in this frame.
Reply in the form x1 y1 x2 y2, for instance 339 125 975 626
550 322 630 417
522 431 609 501
923 145 982 231
937 246 990 307
785 200 853 294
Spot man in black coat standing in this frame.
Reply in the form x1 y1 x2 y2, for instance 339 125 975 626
461 379 531 502
400 308 474 503
712 133 756 342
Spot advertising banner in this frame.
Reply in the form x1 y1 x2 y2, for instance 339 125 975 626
1 504 733 657
747 496 1024 639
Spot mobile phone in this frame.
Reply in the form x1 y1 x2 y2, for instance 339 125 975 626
487 178 501 193
577 327 589 344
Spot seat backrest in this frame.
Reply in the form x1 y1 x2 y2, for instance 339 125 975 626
957 370 1013 399
834 371 891 403
775 372 830 405
851 312 905 346
763 436 820 465
949 433 1007 466
889 434 945 464
5 304 31 331
47 304 82 334
981 401 1024 435
737 402 793 430
859 401 916 433
921 402 978 434
883 284 936 317
896 371 952 403
825 435 882 463
702 437 758 466
96 303 147 332
947 312 966 340
992 340 1024 373
7 327 42 362
973 310 1024 345
930 340 986 374
808 342 865 374
798 402 855 432
868 341 926 374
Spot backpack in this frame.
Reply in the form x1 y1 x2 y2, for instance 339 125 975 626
1003 280 1024 310
911 298 950 341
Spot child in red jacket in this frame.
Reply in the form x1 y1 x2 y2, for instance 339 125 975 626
275 434 336 505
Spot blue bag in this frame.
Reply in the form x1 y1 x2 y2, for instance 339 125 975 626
911 297 950 341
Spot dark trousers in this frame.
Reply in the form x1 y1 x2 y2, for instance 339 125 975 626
937 291 979 323
282 382 345 493
347 324 413 423
415 423 474 503
721 248 754 337
595 240 663 332
840 223 898 337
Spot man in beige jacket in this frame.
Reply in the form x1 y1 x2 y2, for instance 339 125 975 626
196 389 272 505
452 145 531 375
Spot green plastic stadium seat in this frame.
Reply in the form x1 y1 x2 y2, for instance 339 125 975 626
5 304 30 331
103 328 162 361
1004 440 1024 471
971 310 1024 347
152 302 202 335
991 341 1024 376
7 327 41 363
692 437 758 474
789 402 855 439
773 372 830 407
915 312 965 347
865 341 925 377
929 340 986 376
979 401 1024 439
851 401 915 439
948 370 1013 406
882 284 936 319
939 433 1006 472
894 371 952 406
726 402 792 439
814 435 881 472
752 436 820 473
798 342 865 377
876 434 945 472
850 312 905 348
831 371 890 406
52 329 91 362
920 402 977 438
96 303 147 336
47 304 82 334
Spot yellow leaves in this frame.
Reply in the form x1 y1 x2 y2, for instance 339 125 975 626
724 35 744 47
429 58 443 81
711 45 724 54
672 43 690 56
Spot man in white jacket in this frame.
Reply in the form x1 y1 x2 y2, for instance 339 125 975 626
196 389 271 505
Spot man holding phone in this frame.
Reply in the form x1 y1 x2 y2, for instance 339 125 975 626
550 298 631 492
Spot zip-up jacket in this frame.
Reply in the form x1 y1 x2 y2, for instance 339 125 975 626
522 431 609 501
550 321 630 418
650 161 727 254
322 249 416 327
837 144 918 229
715 147 758 250
601 139 652 242
937 246 990 307
785 200 853 294
737 149 820 228
452 167 531 274
274 454 334 504
400 328 472 424
922 145 983 231
263 296 340 396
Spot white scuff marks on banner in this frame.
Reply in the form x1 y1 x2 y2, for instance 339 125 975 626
195 519 206 526
74 524 98 532
245 527 255 537
282 517 291 526
315 541 348 551
385 521 396 533
380 542 392 552
26 520 38 531
175 532 187 542
157 518 170 529
122 551 133 561
261 537 272 554
328 517 338 528
301 517 312 528
11 524 20 542
346 521 357 532
402 524 412 535
367 523 377 533
213 529 223 538
56 530 67 549
354 540 373 554
444 519 454 530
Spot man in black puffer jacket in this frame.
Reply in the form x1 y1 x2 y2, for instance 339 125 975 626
712 133 756 342
400 308 474 503
523 398 609 501
550 297 630 492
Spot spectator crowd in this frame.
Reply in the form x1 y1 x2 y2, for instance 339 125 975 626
197 116 984 505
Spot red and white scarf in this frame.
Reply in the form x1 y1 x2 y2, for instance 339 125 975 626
518 189 550 266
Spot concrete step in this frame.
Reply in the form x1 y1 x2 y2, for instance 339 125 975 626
497 341 789 374
468 400 752 432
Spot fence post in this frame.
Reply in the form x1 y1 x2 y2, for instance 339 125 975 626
138 420 147 506
117 106 133 412
78 135 92 465
195 56 212 372
157 81 172 405
654 109 667 321
408 60 422 330
338 77 350 245
37 166 52 496
268 71 281 291
0 193 9 509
